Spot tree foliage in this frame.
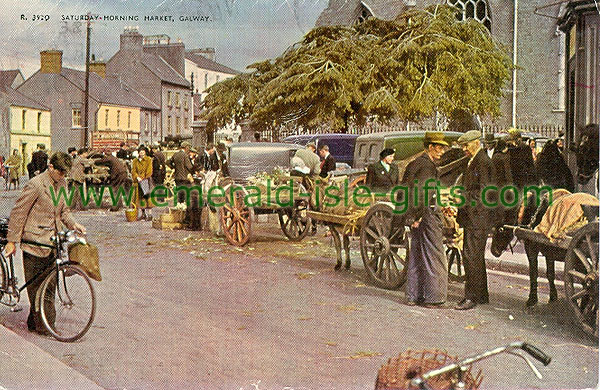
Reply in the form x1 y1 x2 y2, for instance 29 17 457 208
201 4 512 133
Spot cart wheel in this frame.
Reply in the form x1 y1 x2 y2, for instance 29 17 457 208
220 189 253 246
360 203 408 289
564 221 599 339
446 246 465 282
278 199 311 241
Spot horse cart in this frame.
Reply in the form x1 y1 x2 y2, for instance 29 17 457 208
216 142 312 246
501 220 599 339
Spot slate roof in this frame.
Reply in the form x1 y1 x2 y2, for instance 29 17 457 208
185 52 239 75
0 85 49 110
315 0 408 26
141 53 190 87
0 70 22 89
60 67 160 110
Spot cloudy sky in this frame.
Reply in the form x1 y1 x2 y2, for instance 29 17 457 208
1 0 329 77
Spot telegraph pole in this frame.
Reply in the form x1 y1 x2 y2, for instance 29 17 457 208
83 12 91 147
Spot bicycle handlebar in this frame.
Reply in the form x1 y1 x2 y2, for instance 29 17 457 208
521 343 552 366
410 342 551 389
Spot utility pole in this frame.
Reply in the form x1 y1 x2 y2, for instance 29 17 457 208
83 12 91 147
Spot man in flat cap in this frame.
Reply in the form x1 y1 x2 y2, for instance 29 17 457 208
402 132 449 307
483 133 497 159
167 141 194 212
366 148 399 192
454 130 493 310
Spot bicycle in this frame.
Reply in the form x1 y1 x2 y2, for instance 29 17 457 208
409 342 552 390
0 219 96 342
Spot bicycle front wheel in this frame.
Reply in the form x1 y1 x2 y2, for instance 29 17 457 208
39 264 96 342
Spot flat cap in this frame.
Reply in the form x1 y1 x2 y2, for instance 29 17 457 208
507 128 522 140
379 148 395 159
424 132 449 146
457 130 482 145
181 141 191 148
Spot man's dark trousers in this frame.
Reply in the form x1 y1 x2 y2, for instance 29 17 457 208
462 227 489 303
23 251 55 332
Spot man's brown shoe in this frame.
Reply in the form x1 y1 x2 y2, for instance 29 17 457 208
454 299 477 310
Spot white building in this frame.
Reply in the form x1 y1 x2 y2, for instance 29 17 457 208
184 49 239 102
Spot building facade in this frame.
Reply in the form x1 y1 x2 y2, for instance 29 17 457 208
316 0 569 131
16 50 159 152
184 49 239 102
106 28 192 142
0 69 51 173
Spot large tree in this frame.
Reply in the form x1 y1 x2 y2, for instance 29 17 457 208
202 4 512 133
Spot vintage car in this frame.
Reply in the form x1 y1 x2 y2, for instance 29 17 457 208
352 131 464 169
227 142 303 183
282 133 359 166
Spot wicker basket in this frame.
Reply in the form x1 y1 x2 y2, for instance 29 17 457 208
125 204 137 222
375 349 482 390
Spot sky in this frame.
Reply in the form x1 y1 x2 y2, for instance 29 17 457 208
0 0 329 77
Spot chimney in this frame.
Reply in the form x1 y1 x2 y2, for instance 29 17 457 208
143 38 185 76
189 48 215 62
90 59 106 78
40 50 62 74
120 26 143 55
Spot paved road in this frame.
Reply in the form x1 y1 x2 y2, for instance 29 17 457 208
0 192 597 389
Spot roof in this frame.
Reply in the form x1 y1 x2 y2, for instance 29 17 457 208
60 67 160 110
185 52 239 75
0 70 22 89
356 130 464 141
0 85 49 110
315 0 408 26
558 0 598 31
141 52 190 87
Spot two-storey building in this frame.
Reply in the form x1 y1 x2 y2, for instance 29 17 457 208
16 50 160 152
0 69 51 174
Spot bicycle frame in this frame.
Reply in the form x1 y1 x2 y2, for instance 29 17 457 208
0 230 76 307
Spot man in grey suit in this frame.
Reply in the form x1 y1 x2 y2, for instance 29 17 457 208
5 152 86 334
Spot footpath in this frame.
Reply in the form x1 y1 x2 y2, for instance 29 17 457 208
0 325 104 390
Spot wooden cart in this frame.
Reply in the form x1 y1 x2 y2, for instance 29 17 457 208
505 221 599 339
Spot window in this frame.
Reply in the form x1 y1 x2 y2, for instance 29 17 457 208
22 109 26 130
167 115 172 134
105 109 109 127
184 96 188 110
447 0 492 31
184 117 188 131
168 91 173 106
357 3 373 24
175 116 181 135
204 73 208 89
145 113 149 134
72 109 82 128
116 110 121 128
175 92 181 108
127 111 131 128
37 112 42 133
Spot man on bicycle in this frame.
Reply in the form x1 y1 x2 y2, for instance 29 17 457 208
4 152 86 335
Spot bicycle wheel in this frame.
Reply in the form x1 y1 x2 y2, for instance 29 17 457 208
39 264 96 342
0 255 7 301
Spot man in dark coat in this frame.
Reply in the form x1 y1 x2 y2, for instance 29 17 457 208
402 132 449 307
96 152 130 211
167 141 194 208
318 144 336 178
490 139 513 226
197 143 219 172
30 144 48 177
455 130 493 310
116 142 131 160
366 148 399 192
506 129 538 189
536 139 574 192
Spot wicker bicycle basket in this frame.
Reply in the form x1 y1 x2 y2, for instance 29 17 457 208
375 349 482 390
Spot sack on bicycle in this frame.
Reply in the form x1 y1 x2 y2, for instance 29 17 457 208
68 243 102 281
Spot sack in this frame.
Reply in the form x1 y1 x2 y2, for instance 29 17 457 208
68 243 102 281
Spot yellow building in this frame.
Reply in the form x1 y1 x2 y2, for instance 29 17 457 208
3 89 51 175
95 104 141 145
